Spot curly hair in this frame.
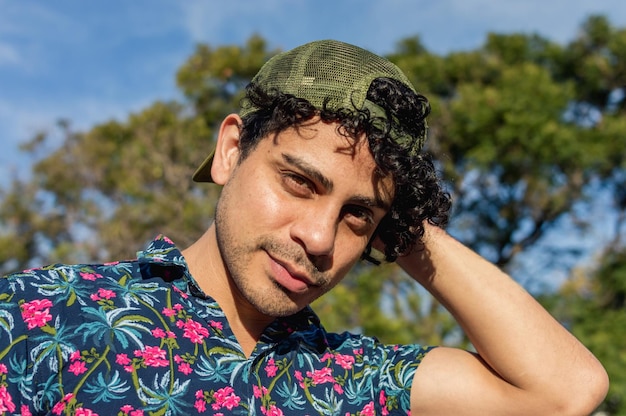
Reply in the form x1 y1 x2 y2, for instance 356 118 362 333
237 77 451 263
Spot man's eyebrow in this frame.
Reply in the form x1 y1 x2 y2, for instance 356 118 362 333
282 153 334 192
350 194 391 211
281 153 390 211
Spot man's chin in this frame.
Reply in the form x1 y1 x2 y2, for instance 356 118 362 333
250 288 310 318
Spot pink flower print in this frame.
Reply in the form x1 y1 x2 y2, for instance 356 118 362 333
70 350 81 361
178 362 193 375
294 370 306 388
88 287 114 302
21 405 33 416
152 328 166 338
75 408 99 416
262 404 284 416
51 401 65 415
320 352 334 362
20 299 53 329
222 393 241 410
194 399 206 412
180 319 209 344
307 367 334 385
120 405 133 414
116 353 135 372
333 383 344 394
22 299 52 313
69 360 88 376
0 385 16 413
212 386 234 402
0 363 7 374
379 390 386 406
21 299 53 313
130 410 144 416
209 320 223 330
211 386 241 410
253 385 268 398
360 401 375 416
265 358 278 377
335 353 355 370
379 390 389 415
97 288 116 300
136 346 169 367
162 307 177 317
79 271 102 281
52 393 74 415
116 353 131 365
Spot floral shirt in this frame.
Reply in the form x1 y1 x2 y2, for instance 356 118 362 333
0 235 433 416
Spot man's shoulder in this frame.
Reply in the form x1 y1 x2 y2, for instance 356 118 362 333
4 258 138 280
2 235 186 286
1 258 142 301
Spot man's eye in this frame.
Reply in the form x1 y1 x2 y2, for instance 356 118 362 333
343 206 374 227
282 173 314 195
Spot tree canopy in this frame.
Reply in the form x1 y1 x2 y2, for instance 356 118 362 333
1 17 625 414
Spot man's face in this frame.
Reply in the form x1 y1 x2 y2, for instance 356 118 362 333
213 118 394 319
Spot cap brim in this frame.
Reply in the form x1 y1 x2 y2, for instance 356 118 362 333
192 151 215 182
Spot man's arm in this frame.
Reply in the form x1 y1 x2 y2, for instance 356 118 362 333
403 223 608 415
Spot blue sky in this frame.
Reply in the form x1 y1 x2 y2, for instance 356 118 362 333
1 0 626 182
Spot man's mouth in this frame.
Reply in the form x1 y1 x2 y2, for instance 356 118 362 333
267 253 318 293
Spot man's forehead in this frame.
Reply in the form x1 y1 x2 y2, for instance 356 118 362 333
265 125 395 209
270 119 368 156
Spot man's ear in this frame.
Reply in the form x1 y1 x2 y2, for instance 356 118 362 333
210 114 242 185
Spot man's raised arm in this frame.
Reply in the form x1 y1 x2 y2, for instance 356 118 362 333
405 223 609 415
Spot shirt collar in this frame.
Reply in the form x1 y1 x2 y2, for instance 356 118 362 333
136 234 190 283
137 235 188 267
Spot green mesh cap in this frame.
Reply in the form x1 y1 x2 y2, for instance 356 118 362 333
193 39 424 182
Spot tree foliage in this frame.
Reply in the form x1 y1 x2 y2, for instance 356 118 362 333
1 15 625 414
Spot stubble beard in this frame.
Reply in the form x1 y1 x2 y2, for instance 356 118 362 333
214 197 332 318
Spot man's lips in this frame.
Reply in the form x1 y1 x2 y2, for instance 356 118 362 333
267 254 316 293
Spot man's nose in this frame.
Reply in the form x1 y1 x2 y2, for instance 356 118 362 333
290 206 337 258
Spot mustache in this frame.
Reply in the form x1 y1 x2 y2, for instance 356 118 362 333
258 238 330 285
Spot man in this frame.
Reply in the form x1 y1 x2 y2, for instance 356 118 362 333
0 40 608 415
